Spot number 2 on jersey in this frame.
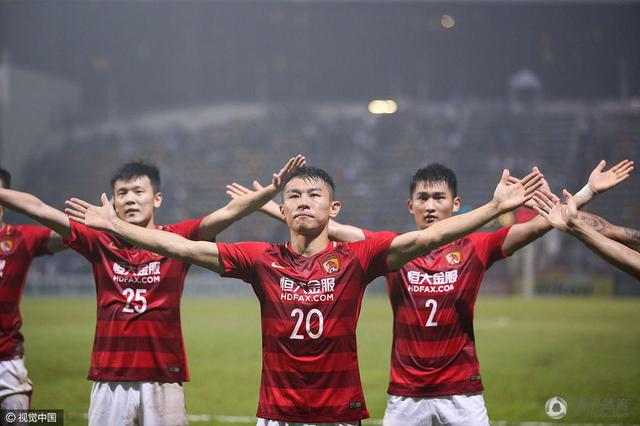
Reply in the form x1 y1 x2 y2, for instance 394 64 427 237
290 308 324 340
122 288 147 313
425 299 438 327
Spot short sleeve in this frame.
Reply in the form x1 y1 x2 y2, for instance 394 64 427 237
64 221 100 260
162 217 205 241
468 226 511 269
350 235 395 283
216 241 271 284
363 229 399 241
19 225 53 257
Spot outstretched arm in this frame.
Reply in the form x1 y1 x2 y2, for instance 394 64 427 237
387 169 543 270
198 155 305 240
225 180 283 222
534 190 640 279
0 188 71 239
66 194 224 273
576 212 640 252
501 159 634 255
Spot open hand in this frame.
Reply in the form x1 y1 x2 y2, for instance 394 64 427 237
65 193 117 232
272 155 306 189
532 189 577 231
588 159 634 194
521 166 550 209
493 168 544 213
226 180 281 215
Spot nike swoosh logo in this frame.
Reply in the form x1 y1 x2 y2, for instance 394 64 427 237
271 261 287 270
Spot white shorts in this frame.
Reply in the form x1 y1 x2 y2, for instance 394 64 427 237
0 358 32 409
382 393 489 426
257 419 360 426
88 381 188 426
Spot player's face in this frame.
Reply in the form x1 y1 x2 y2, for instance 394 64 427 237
112 176 162 227
280 177 341 235
408 180 461 230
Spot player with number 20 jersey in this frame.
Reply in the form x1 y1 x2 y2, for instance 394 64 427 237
218 238 393 422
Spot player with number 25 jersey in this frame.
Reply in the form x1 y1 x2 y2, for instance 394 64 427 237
65 218 203 382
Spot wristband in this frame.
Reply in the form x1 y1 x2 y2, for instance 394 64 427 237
575 183 597 203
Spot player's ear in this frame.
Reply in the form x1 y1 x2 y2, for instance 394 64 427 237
279 203 286 220
329 200 341 218
407 198 414 215
452 196 461 213
153 191 163 208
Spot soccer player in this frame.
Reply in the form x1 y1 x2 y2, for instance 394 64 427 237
227 159 633 426
0 155 305 426
534 188 640 280
0 168 65 410
64 165 543 425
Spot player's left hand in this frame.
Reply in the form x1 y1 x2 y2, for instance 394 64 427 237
532 189 577 231
518 167 550 210
65 193 117 232
493 168 544 213
588 159 634 194
272 155 306 189
226 180 281 216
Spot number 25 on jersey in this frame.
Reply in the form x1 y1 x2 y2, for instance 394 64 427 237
122 288 147 314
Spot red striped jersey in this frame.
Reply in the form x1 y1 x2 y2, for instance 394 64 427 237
217 237 394 422
364 227 510 397
65 219 204 383
0 224 51 360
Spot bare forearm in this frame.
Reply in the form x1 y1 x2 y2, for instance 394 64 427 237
618 227 640 252
227 183 279 218
389 201 500 269
570 221 640 279
577 212 640 252
111 218 220 272
0 189 70 237
112 219 189 260
260 201 285 222
200 184 280 239
328 220 365 242
422 200 500 249
503 215 552 255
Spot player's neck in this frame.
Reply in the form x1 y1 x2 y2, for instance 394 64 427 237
289 228 330 257
125 216 156 229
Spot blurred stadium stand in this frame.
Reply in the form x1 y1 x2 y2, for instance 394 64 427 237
0 1 638 296
12 99 640 297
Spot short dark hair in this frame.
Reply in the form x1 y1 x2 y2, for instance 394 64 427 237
110 161 161 192
0 168 11 189
283 166 336 197
410 163 458 197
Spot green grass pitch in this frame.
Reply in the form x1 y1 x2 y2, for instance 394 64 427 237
21 296 640 425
